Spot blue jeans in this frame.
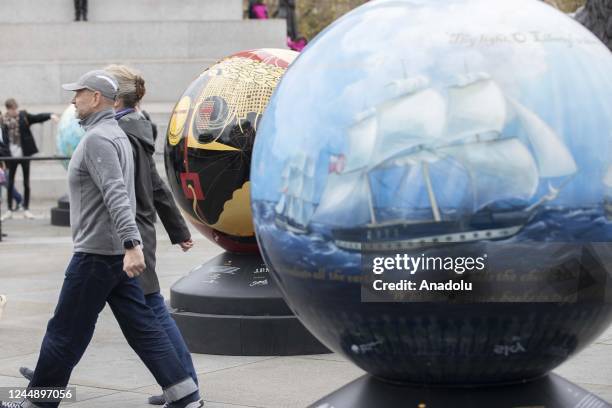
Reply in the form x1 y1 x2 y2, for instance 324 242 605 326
28 253 198 407
145 292 199 386
0 183 21 207
11 186 22 207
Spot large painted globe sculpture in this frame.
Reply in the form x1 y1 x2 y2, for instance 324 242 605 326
251 0 612 386
56 104 85 168
165 49 298 253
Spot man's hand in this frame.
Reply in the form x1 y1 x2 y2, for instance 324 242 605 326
50 113 60 123
179 238 194 252
124 246 145 278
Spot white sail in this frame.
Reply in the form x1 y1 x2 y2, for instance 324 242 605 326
507 98 577 178
344 110 377 172
286 165 303 199
311 171 373 226
439 138 539 212
305 155 317 178
280 160 291 178
371 88 447 167
379 148 440 168
387 75 430 96
276 155 317 226
604 165 612 188
445 75 507 144
299 202 316 227
275 161 291 214
286 196 300 224
274 194 286 214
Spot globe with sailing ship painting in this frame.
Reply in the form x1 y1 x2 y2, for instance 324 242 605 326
164 49 297 252
251 0 612 385
56 104 85 169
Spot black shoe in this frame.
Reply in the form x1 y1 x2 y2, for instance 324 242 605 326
19 367 34 381
148 394 166 405
162 392 203 408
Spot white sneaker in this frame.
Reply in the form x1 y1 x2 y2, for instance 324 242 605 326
0 211 13 222
0 295 7 320
23 210 35 220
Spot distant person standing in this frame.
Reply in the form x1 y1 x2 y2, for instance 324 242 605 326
1 99 58 220
74 0 88 21
0 116 24 220
279 0 297 39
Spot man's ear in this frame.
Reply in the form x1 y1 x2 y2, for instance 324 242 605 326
93 91 102 108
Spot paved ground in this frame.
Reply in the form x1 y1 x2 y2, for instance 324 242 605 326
0 200 611 407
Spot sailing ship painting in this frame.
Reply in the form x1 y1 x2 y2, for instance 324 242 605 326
274 153 316 234
272 72 583 251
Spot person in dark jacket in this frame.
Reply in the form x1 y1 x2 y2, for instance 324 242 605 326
0 117 24 218
1 99 58 219
107 64 198 405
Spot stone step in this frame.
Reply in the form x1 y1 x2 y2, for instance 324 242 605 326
0 0 242 23
0 59 218 105
0 20 286 62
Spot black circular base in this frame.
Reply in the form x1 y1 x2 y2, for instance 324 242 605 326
170 252 330 356
50 195 70 227
310 373 611 408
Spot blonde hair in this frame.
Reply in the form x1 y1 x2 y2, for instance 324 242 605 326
104 64 146 108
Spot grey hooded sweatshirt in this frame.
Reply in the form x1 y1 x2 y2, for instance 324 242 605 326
68 108 142 255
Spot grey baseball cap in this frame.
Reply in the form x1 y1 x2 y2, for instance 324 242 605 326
62 70 119 100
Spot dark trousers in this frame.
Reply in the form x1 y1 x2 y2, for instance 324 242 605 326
74 0 87 20
7 160 30 210
29 253 197 408
280 0 297 39
146 292 199 386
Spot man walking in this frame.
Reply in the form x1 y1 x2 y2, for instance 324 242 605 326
0 70 202 408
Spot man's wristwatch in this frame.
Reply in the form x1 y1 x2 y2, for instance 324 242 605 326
123 239 141 250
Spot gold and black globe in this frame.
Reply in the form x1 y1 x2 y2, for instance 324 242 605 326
251 0 612 391
165 49 297 252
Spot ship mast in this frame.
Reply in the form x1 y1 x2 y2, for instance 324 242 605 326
422 162 441 221
365 176 377 224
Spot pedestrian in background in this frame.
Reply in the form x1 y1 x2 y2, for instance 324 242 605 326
1 99 58 220
74 0 88 21
0 111 23 217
